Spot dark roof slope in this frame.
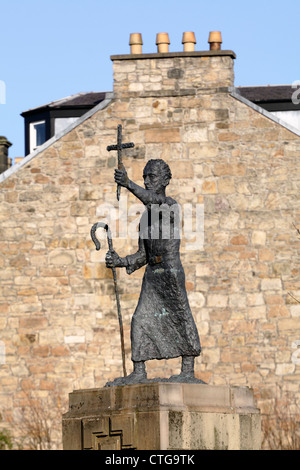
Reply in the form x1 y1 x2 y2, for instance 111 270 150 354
238 85 295 103
237 85 300 112
54 92 107 108
21 92 107 116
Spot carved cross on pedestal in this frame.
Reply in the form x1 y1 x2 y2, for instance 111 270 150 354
107 124 135 201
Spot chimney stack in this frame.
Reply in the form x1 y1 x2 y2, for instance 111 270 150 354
182 32 196 52
129 33 143 54
156 33 170 53
0 136 12 174
112 30 235 98
208 31 222 50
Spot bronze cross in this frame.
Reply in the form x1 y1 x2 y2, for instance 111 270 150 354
107 124 134 201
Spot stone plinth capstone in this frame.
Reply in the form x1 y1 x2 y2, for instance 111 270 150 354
62 382 261 450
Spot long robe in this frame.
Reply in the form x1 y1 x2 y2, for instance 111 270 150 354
125 197 201 362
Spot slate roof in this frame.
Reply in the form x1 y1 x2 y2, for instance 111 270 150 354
21 92 107 116
238 85 295 103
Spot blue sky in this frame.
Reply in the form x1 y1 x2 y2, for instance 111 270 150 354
1 0 300 159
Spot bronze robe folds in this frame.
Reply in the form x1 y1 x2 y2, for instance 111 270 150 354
125 198 201 362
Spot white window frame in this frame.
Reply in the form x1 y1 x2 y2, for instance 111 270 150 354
29 120 46 154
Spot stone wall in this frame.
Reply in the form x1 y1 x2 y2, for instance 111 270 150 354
0 49 300 449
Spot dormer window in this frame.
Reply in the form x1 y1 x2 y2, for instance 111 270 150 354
22 92 106 155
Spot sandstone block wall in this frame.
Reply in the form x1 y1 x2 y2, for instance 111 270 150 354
0 49 299 448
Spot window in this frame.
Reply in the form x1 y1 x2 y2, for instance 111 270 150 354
29 120 46 153
54 117 79 135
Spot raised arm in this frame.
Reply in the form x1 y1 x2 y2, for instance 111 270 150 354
114 168 165 206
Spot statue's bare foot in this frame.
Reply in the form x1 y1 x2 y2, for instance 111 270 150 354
123 370 147 385
168 371 206 384
105 361 148 387
167 356 206 384
105 370 147 387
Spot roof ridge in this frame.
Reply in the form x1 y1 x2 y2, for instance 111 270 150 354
238 84 294 88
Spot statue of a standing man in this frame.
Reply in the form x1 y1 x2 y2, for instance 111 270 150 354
105 159 202 385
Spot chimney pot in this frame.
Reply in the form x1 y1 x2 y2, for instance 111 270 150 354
156 33 170 53
182 32 196 52
208 31 222 50
129 33 143 54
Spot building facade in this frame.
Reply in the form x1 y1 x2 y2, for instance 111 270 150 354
0 34 300 449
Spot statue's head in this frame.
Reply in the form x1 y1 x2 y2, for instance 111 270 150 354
143 159 172 193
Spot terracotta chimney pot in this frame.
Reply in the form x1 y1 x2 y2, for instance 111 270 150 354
208 31 222 50
156 33 170 53
182 32 196 52
129 33 143 54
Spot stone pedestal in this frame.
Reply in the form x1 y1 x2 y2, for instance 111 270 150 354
62 383 261 450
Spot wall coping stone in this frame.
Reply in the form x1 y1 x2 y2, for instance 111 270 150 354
111 50 237 61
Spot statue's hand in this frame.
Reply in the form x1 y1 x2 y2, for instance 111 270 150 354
114 166 129 188
105 249 125 268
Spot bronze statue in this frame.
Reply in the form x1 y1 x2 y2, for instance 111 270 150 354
104 158 203 385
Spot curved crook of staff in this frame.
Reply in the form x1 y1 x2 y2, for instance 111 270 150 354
90 222 127 377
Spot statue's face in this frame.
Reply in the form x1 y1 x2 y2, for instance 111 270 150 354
143 163 167 193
